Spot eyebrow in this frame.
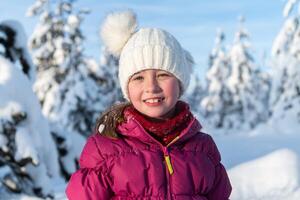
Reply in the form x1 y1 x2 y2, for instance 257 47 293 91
132 72 142 77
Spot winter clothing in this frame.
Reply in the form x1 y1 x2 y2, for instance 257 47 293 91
124 101 193 145
66 104 232 199
100 10 194 100
67 9 231 200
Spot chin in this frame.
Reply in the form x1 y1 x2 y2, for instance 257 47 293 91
145 110 172 119
145 113 164 119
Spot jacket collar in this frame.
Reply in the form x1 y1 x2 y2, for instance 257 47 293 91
117 113 202 147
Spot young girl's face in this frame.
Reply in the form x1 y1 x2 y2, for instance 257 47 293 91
128 69 180 119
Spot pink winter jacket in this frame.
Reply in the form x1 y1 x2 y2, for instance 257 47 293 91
66 114 232 200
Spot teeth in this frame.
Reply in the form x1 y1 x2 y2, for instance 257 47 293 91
145 98 162 103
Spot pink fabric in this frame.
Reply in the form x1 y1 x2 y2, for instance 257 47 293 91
66 113 232 199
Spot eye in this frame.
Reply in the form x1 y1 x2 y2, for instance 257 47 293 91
157 73 171 78
131 75 144 81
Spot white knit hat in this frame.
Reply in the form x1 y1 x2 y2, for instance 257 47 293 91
100 10 194 100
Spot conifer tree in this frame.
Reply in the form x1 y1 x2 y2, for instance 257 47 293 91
270 0 300 126
201 29 232 128
0 21 60 198
28 0 120 178
225 17 270 130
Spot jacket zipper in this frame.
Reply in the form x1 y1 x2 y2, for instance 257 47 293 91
163 146 172 199
130 118 189 199
128 117 198 200
163 136 180 199
164 136 179 175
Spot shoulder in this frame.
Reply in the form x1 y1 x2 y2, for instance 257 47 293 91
192 132 221 165
79 134 129 168
78 134 104 168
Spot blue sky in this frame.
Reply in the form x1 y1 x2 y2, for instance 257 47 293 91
0 0 285 76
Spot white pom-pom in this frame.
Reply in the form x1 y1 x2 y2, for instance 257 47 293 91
100 10 138 57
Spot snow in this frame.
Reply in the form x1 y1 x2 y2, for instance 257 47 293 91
0 65 297 200
15 127 39 165
284 0 298 17
1 0 300 199
0 57 61 196
0 134 8 151
229 149 300 200
87 56 105 77
26 0 47 17
201 19 269 132
1 20 28 49
60 131 86 174
0 20 36 81
0 55 297 200
271 18 296 56
210 126 300 200
2 116 299 200
66 16 80 34
1 52 292 198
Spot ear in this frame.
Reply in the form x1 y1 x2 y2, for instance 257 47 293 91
177 79 183 98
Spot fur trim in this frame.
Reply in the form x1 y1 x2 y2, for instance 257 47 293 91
100 10 138 57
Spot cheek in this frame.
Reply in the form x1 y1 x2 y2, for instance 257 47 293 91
127 83 133 100
168 80 180 98
127 83 135 100
160 79 180 101
128 83 140 101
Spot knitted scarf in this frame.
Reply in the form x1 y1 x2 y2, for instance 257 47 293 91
124 101 193 146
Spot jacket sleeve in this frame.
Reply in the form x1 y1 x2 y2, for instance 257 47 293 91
65 135 113 200
205 135 232 200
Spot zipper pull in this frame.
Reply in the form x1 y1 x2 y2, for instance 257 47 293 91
163 147 174 175
164 155 174 175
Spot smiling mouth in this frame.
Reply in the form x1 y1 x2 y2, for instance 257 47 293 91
143 97 165 103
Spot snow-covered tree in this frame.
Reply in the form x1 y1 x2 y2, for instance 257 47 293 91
0 21 35 80
0 49 60 197
270 0 300 127
99 47 124 103
28 0 93 136
202 20 270 133
27 0 123 178
201 29 233 129
224 17 270 131
185 73 205 115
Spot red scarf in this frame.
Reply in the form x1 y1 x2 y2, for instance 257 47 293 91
124 101 193 146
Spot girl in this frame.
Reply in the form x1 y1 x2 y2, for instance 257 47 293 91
66 10 231 200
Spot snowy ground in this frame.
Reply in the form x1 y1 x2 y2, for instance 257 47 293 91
213 116 300 200
2 121 299 200
216 133 300 200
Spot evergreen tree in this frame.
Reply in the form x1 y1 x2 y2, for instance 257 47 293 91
0 21 60 198
225 17 270 131
28 0 91 137
270 0 300 126
27 0 120 178
99 47 124 104
185 73 205 115
201 29 232 129
0 21 35 80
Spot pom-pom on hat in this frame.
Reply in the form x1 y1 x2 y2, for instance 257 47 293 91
100 10 194 100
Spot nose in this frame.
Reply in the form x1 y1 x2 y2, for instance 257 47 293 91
145 76 161 93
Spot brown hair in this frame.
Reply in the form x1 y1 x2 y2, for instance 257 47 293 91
95 102 131 138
